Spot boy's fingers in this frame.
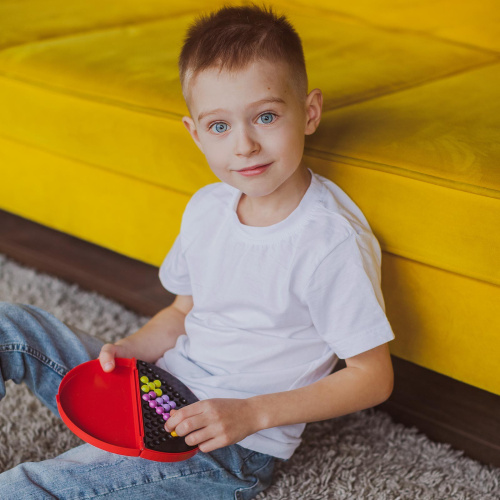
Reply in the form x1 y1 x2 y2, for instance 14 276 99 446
165 408 180 431
165 407 194 433
99 343 117 372
166 404 206 435
167 413 201 438
167 403 201 427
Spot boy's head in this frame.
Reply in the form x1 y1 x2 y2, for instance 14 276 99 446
178 4 322 200
179 4 308 107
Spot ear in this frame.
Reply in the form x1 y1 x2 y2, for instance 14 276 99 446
304 88 323 135
182 116 204 153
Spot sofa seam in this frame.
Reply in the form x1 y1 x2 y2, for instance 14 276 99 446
1 55 498 123
0 132 194 199
380 247 500 288
0 10 202 52
0 71 182 120
321 57 500 114
278 0 500 57
303 148 500 200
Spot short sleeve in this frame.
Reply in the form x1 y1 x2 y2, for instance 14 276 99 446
159 234 192 296
306 232 394 359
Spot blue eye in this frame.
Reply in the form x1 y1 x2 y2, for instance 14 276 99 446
258 113 276 124
210 122 229 134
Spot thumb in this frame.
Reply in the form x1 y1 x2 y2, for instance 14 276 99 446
99 343 118 372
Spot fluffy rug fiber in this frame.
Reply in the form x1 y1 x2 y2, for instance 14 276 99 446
0 253 499 499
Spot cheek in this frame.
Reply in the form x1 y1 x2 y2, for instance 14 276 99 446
201 142 227 167
277 127 304 158
202 146 235 181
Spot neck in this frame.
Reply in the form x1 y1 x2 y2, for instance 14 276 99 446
237 166 312 227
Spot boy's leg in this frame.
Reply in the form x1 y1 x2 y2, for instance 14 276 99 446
0 442 275 500
0 301 104 415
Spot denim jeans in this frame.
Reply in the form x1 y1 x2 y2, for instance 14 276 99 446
0 302 275 499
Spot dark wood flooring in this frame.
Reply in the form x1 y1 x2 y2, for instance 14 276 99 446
0 208 499 467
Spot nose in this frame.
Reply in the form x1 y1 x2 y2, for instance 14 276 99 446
234 125 260 157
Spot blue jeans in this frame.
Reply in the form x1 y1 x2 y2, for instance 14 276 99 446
0 302 275 499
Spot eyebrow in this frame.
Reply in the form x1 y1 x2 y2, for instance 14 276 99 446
197 97 286 122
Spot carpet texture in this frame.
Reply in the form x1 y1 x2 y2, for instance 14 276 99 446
0 253 498 499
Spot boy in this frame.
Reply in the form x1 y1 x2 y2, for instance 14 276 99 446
0 4 394 499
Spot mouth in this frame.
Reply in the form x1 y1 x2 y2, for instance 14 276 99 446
236 163 272 176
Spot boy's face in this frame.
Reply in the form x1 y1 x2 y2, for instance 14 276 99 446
182 59 322 201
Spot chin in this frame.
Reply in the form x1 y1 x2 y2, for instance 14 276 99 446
223 169 280 197
241 186 277 198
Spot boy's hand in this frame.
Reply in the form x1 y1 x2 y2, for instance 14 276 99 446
98 342 131 372
165 398 259 453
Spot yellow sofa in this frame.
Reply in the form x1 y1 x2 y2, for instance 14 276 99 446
1 1 499 395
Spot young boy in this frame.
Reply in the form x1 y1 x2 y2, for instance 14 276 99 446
0 4 394 499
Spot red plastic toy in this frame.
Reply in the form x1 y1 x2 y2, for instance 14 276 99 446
56 358 199 462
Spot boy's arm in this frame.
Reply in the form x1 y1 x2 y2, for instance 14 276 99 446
166 343 393 453
98 294 193 372
254 342 394 428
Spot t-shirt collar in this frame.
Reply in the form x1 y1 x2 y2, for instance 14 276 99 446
228 168 321 240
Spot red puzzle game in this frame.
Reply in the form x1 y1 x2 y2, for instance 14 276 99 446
56 358 199 462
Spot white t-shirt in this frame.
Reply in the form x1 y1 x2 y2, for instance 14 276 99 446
157 168 394 459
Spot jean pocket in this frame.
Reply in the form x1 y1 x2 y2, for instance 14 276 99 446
235 454 275 500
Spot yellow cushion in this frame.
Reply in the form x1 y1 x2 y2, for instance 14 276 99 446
0 3 495 195
0 135 189 264
382 252 500 396
307 64 500 287
1 2 497 280
306 155 500 395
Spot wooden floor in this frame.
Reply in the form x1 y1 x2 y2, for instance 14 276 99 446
0 208 499 467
